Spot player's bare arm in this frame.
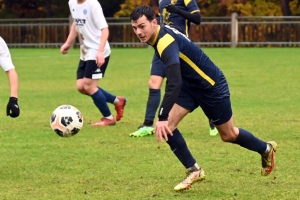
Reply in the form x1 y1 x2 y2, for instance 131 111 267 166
60 23 78 54
6 68 18 98
96 27 109 67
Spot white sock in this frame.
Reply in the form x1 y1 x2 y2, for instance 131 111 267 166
113 97 119 105
187 163 200 171
105 115 114 120
264 143 270 153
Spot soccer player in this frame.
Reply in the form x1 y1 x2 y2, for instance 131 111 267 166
60 0 126 126
130 5 277 191
0 36 20 118
129 0 218 137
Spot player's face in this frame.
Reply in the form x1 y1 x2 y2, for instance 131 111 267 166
131 15 157 43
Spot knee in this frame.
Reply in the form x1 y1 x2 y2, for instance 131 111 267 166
168 124 177 132
83 84 94 95
148 76 163 89
77 85 86 94
168 119 178 132
77 84 92 95
219 127 239 142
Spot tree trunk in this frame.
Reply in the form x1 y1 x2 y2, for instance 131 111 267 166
281 0 291 16
46 0 52 18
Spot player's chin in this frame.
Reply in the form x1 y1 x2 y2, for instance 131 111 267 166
139 37 147 43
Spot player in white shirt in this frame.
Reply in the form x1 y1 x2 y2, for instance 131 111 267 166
60 0 126 126
0 36 20 118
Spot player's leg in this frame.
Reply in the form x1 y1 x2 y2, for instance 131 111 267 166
96 87 126 121
145 75 163 122
92 57 126 122
76 60 89 95
203 96 277 176
130 55 164 137
77 58 116 126
167 89 205 191
209 118 218 136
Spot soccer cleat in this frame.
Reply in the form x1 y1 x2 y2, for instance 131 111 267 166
209 127 218 136
115 96 126 121
92 117 116 126
129 126 154 137
261 141 277 176
174 168 205 191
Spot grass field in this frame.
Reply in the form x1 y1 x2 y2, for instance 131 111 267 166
0 48 299 200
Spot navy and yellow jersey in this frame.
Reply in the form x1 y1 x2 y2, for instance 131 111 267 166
149 25 228 120
159 0 200 36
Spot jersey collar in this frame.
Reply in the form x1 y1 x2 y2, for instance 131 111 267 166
148 25 161 46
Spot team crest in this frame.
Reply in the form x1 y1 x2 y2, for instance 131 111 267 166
83 9 87 15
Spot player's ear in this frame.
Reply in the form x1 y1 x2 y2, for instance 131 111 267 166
151 18 158 26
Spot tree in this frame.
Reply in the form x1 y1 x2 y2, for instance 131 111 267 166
281 0 291 15
290 0 300 15
99 0 126 17
45 0 52 17
114 0 152 17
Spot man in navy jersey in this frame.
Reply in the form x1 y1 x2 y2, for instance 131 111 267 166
130 5 277 191
129 0 218 137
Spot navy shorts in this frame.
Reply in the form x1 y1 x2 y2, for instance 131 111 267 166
76 56 110 80
150 54 165 77
176 80 232 126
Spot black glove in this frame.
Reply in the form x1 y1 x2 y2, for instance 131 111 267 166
166 4 180 14
6 97 20 118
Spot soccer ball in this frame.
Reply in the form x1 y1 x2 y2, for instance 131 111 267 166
50 105 83 137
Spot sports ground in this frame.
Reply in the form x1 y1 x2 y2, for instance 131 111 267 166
0 48 299 199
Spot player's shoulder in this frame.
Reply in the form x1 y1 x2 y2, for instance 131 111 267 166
184 0 199 6
156 26 176 46
68 0 75 6
158 25 171 37
89 0 103 7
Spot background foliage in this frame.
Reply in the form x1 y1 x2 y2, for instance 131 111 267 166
0 0 299 18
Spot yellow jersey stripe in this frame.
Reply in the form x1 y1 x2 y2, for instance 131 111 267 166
157 34 175 57
185 19 188 36
179 52 215 86
184 0 191 6
191 10 200 14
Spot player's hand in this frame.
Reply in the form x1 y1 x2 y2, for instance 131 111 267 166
6 97 20 118
154 120 173 142
165 4 180 14
60 43 70 54
96 51 105 67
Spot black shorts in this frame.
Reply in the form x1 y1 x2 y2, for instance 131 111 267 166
176 79 232 126
76 56 110 80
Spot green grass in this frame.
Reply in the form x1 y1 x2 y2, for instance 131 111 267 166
0 48 299 200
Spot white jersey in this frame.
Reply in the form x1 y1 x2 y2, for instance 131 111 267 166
0 36 15 71
68 0 111 61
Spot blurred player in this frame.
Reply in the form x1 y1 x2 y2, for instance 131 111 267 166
60 0 126 126
129 0 218 137
130 5 277 191
0 36 20 118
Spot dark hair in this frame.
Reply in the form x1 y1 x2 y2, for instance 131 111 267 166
130 5 156 21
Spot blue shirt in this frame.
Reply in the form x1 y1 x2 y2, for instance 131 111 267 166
148 25 229 119
159 0 200 36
